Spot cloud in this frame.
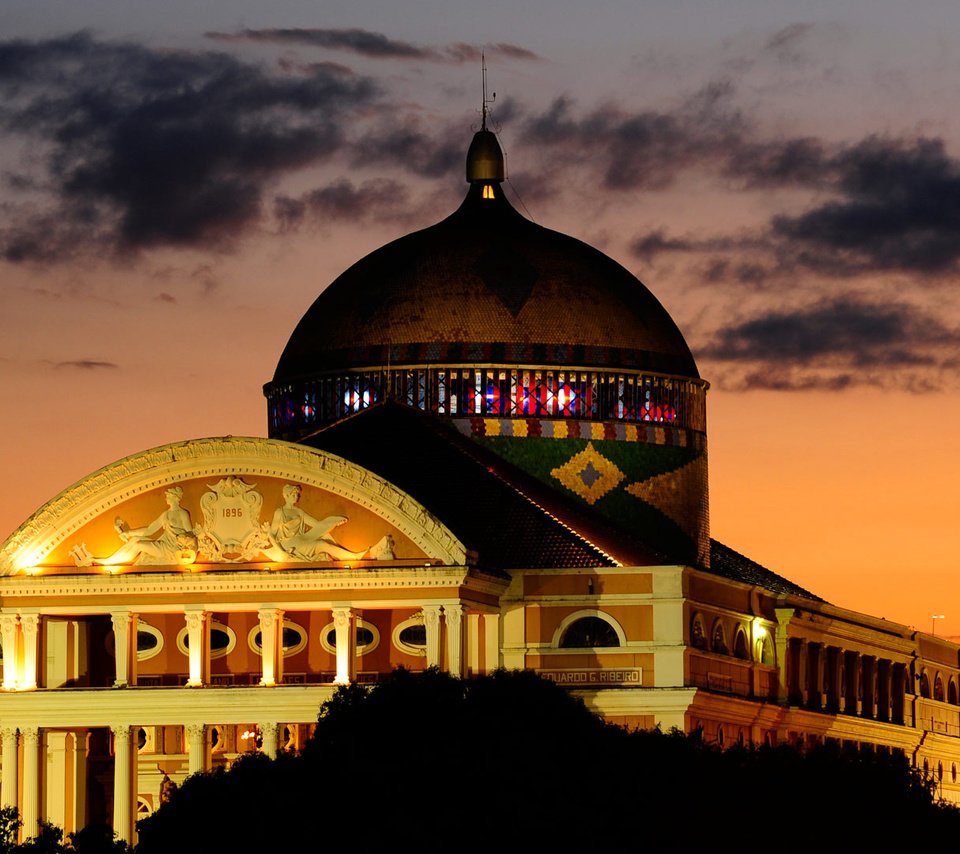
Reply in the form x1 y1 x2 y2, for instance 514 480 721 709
206 28 540 63
701 298 960 391
519 83 746 191
274 179 410 229
772 137 960 274
0 32 377 262
54 359 119 370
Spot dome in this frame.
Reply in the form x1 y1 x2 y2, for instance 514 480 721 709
272 181 698 385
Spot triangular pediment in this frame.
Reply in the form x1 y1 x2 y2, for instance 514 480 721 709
0 437 466 575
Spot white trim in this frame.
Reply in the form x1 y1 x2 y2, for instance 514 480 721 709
392 615 428 657
136 621 164 662
551 609 627 649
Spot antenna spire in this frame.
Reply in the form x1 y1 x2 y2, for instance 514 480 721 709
481 51 488 130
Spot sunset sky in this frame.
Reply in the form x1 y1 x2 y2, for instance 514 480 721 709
2 1 959 634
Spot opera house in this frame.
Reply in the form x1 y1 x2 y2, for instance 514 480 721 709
2 120 960 843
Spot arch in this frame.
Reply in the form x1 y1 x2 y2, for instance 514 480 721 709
934 673 945 702
0 436 467 573
711 620 727 655
690 613 707 650
949 678 958 705
733 626 749 660
919 670 931 699
552 610 626 649
757 634 776 667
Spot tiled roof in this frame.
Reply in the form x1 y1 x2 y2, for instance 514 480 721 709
304 402 664 571
708 540 823 601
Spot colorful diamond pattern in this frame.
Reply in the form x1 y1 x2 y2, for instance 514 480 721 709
550 442 625 505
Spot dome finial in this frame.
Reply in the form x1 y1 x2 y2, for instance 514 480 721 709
466 51 505 182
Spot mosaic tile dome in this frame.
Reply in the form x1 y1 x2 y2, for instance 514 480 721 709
271 180 699 384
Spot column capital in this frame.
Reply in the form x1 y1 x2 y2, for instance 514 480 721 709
19 613 39 637
184 610 207 631
110 724 132 739
257 608 283 629
111 611 134 628
443 603 465 623
21 727 39 746
185 723 206 740
0 613 18 631
0 727 17 741
422 605 441 627
332 607 353 629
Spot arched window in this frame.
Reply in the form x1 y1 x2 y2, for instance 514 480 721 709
920 671 931 698
711 621 727 655
690 614 707 650
733 628 749 660
553 610 625 649
934 674 945 702
949 679 958 705
559 617 620 648
757 635 776 667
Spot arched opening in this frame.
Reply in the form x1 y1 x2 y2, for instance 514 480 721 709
711 621 727 655
733 627 749 660
559 616 620 648
690 614 707 650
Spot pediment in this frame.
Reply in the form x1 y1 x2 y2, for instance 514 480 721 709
0 437 466 575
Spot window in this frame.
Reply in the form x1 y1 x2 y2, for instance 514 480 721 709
176 622 236 659
733 628 749 660
934 674 945 702
136 622 163 662
711 621 727 655
559 617 620 648
690 615 707 650
393 616 427 657
247 621 308 657
320 619 380 655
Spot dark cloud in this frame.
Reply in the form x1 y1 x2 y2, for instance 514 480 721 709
772 137 960 273
274 179 409 229
155 292 176 303
0 32 377 262
206 29 540 64
520 83 746 191
350 125 463 179
54 359 119 370
701 298 960 391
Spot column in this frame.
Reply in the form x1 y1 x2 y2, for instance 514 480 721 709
258 722 278 759
467 613 481 676
111 612 135 688
186 724 207 775
444 604 465 677
111 725 134 845
843 651 860 715
0 614 17 690
20 613 39 691
44 731 69 834
483 613 500 674
21 727 40 842
877 659 891 722
72 731 89 833
774 607 794 703
422 606 442 669
332 608 355 684
0 727 18 808
257 609 283 687
184 610 208 687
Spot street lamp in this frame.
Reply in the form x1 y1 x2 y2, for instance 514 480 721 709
931 615 946 636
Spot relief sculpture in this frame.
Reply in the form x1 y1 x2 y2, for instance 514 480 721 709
70 479 395 567
262 483 395 563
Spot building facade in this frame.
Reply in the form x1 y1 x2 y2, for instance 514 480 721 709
2 127 959 844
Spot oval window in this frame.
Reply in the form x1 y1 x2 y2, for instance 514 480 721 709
393 618 427 657
176 623 235 659
247 621 308 657
320 619 379 655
